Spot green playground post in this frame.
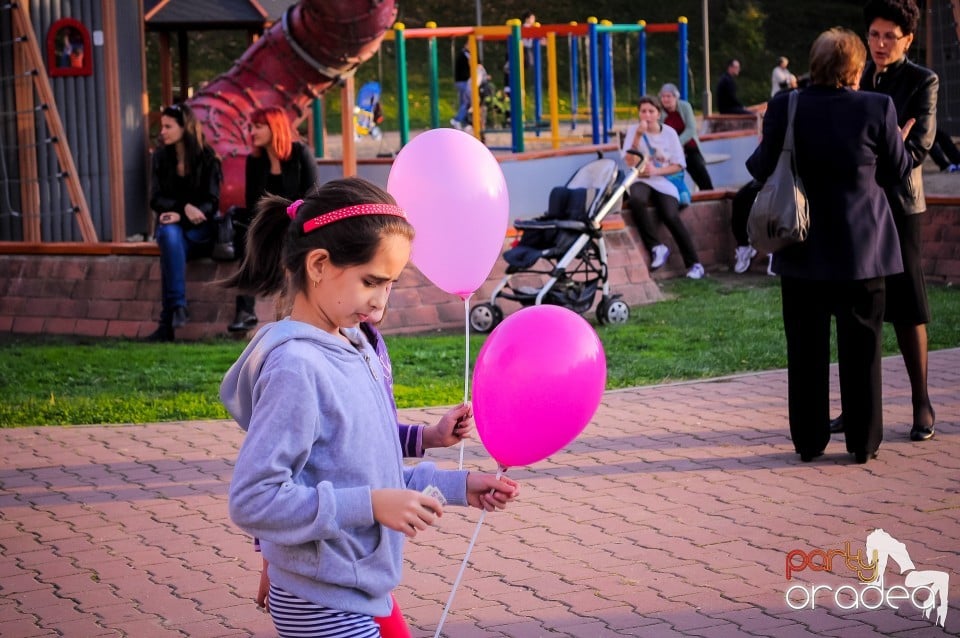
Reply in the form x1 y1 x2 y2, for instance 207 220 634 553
311 98 324 158
508 19 524 153
427 22 440 130
394 23 410 146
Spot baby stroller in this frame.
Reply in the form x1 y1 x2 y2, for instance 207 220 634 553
469 151 646 333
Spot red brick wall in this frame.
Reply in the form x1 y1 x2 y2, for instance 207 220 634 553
1 194 957 340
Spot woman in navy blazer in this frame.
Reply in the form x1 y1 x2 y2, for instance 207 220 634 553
746 28 911 464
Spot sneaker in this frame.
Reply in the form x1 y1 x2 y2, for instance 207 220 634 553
733 245 758 274
650 244 670 270
450 118 463 130
766 253 776 276
949 164 960 173
686 263 705 279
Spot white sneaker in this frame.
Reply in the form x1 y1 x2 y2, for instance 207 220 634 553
686 263 705 279
733 245 758 274
650 244 670 270
450 118 463 130
767 253 776 276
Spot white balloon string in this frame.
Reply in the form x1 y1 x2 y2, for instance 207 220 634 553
433 466 503 638
432 509 485 638
459 294 473 469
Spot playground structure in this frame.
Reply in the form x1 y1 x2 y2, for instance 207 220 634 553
371 17 690 153
183 0 396 212
3 1 960 246
0 0 398 242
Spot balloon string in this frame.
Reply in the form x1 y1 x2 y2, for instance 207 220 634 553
459 294 473 470
433 466 503 638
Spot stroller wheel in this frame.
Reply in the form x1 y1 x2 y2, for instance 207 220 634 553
469 303 503 334
597 298 629 325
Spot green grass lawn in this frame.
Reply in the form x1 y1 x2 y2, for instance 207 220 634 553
1 276 958 427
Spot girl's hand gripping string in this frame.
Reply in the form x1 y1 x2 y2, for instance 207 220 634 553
466 472 519 512
423 402 474 449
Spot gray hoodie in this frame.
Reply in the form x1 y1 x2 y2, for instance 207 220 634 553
221 319 468 617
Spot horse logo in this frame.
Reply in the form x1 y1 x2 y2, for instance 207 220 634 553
866 528 949 628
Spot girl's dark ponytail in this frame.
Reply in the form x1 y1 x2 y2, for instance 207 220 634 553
222 177 413 304
220 194 293 296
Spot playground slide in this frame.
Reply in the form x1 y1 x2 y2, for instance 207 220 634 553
185 0 397 211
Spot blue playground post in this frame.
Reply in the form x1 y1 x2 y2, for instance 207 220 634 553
678 18 688 100
587 19 600 145
533 34 543 134
601 21 614 138
638 22 647 98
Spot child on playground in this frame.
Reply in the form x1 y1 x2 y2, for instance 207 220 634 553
221 177 519 638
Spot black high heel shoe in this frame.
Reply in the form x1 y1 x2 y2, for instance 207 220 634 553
910 407 936 442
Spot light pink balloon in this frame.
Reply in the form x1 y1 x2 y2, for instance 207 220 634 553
472 305 607 467
387 129 509 298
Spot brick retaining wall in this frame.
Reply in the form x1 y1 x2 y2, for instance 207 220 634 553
1 193 957 340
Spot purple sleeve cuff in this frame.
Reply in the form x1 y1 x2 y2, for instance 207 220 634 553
397 424 424 457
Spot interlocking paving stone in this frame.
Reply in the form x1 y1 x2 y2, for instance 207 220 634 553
0 350 957 637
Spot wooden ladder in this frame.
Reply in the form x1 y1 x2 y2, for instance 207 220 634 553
8 1 97 242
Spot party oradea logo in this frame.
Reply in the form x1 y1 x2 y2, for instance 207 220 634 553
785 529 949 629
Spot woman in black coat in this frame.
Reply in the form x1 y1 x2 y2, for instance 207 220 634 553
148 103 222 342
842 0 938 441
746 28 912 464
228 106 318 332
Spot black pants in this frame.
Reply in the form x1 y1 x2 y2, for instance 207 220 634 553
627 182 700 268
731 180 762 246
232 206 256 315
780 276 885 458
684 145 714 191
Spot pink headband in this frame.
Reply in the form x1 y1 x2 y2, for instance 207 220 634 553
301 203 407 234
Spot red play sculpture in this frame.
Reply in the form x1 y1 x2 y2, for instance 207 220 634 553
187 0 397 210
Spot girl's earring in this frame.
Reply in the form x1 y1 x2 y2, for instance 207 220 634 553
313 279 319 288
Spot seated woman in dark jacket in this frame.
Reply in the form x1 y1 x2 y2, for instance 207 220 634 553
148 103 222 342
228 106 318 332
746 28 911 464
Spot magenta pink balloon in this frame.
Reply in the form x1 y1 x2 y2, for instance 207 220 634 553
472 305 607 467
387 129 510 298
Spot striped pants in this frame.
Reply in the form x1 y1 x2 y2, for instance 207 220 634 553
268 584 381 638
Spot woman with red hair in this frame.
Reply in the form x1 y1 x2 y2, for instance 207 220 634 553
229 106 318 332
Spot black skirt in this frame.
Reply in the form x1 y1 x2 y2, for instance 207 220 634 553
884 213 930 325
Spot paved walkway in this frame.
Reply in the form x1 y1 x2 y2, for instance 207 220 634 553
2 350 958 637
